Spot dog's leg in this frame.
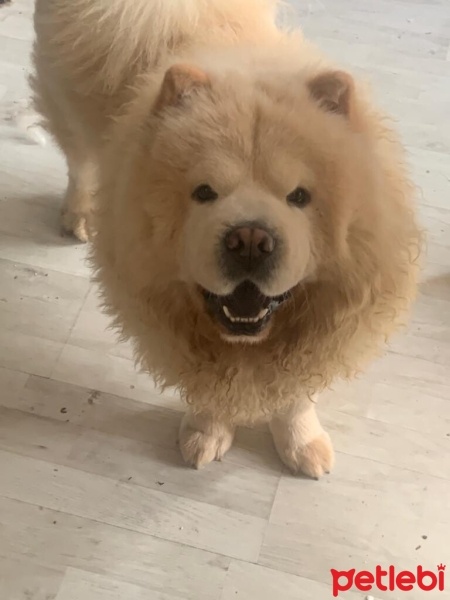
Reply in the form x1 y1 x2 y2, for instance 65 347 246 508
269 396 334 479
178 410 235 469
61 153 97 243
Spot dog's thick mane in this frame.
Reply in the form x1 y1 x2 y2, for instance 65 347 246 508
97 217 420 424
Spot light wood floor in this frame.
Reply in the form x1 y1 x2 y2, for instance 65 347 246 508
0 1 449 599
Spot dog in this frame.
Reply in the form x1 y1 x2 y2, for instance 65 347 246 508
32 0 421 477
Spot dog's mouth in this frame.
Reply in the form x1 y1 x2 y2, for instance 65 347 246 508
201 280 290 338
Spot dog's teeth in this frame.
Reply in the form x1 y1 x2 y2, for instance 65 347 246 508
223 304 270 325
223 305 232 319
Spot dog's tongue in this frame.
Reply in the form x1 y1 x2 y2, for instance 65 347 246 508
224 281 268 317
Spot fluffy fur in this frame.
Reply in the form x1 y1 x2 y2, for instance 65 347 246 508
32 0 421 475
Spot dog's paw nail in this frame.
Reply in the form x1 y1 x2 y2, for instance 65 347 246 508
61 211 92 243
178 417 234 469
273 430 335 479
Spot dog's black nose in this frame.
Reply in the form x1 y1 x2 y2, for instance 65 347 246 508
223 224 275 274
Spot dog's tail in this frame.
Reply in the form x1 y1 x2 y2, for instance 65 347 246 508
34 0 282 94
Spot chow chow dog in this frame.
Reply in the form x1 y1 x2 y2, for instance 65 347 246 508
32 0 420 477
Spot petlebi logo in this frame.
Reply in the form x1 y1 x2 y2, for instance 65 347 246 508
331 564 446 597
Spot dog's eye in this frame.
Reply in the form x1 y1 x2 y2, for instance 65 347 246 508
286 187 311 208
192 184 218 203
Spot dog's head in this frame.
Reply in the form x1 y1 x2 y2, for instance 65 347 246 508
127 63 391 343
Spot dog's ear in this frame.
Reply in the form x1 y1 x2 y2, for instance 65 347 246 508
308 70 354 117
155 64 210 111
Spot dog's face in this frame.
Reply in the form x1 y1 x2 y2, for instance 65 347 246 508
142 64 370 343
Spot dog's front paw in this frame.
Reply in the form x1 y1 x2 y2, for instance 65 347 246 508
271 426 334 479
61 209 92 243
178 414 234 469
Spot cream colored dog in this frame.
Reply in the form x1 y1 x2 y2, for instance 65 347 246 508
33 0 420 477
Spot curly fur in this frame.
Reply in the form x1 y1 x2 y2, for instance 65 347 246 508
32 0 421 431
